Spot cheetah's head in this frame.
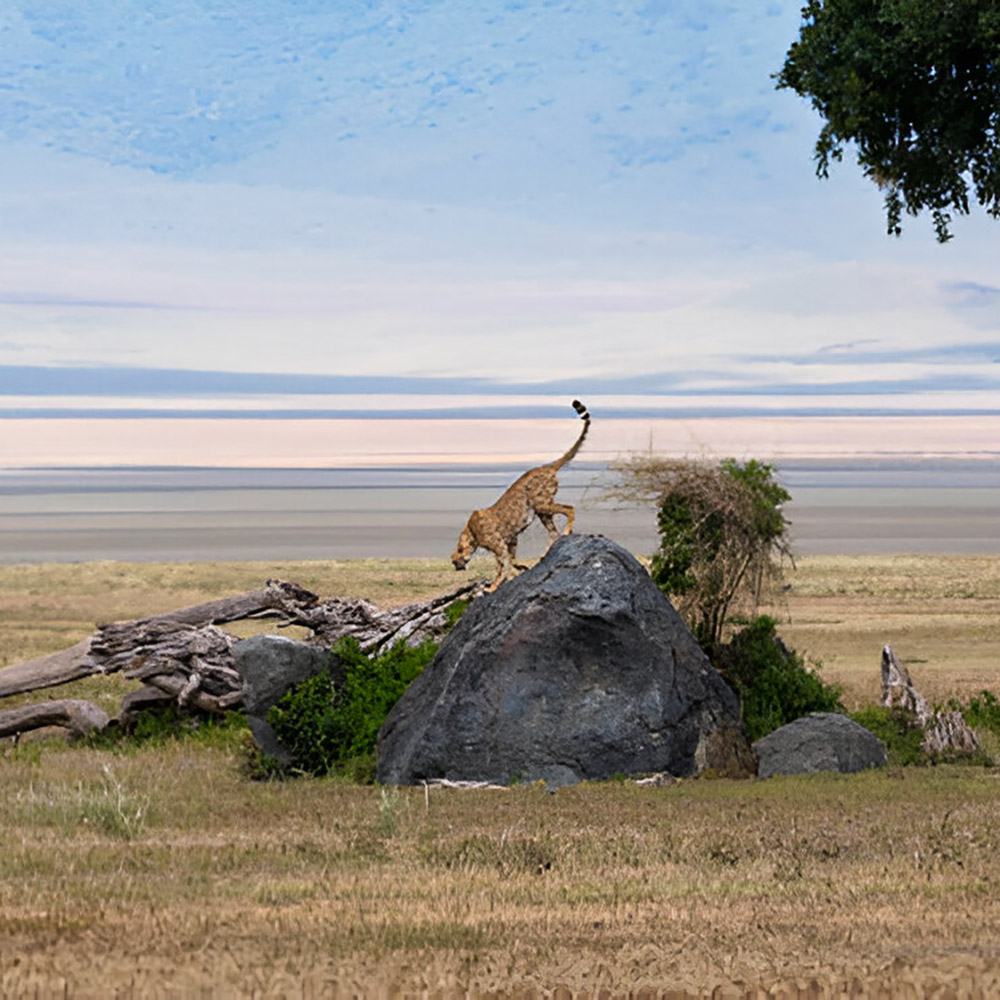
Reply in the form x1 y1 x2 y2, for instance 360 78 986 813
451 524 476 570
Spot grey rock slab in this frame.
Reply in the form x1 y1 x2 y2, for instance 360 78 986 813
377 533 754 786
753 712 888 778
233 634 338 764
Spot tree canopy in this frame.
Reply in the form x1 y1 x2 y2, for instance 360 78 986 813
776 0 1000 241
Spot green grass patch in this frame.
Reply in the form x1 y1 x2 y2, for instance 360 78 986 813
850 705 930 766
85 706 249 754
960 689 1000 740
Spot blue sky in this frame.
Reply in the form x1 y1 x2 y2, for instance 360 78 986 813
1 1 998 414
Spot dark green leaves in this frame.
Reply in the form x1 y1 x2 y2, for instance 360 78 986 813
777 0 1000 240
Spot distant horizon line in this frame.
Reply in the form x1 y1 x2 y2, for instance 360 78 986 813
3 407 1000 420
5 455 1000 472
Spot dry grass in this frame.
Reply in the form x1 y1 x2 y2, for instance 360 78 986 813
762 554 1000 710
3 555 1000 996
4 743 1000 997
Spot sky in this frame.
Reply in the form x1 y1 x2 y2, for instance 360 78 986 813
1 0 999 433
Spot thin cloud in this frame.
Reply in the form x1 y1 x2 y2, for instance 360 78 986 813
0 292 193 310
942 282 1000 330
743 342 1000 367
814 339 882 355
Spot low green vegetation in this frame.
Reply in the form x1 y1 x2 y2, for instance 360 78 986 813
850 691 1000 768
442 597 471 627
264 637 439 780
958 689 1000 741
849 705 930 766
718 615 843 742
86 705 249 753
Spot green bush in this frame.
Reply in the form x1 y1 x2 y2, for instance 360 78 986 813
959 690 1000 740
266 637 438 778
850 705 930 766
643 458 791 651
716 615 843 742
264 669 340 776
327 637 438 761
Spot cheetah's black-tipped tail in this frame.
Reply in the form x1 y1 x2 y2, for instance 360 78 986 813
553 399 591 469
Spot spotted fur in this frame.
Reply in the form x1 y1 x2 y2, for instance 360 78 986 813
451 400 591 591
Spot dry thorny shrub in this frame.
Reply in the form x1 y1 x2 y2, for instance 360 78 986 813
605 454 793 647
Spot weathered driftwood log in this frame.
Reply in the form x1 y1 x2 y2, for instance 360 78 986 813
0 580 321 701
91 621 243 712
135 579 321 627
288 584 483 651
0 580 482 735
0 639 97 700
0 699 109 738
881 644 979 755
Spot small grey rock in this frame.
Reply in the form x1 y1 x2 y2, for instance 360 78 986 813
233 634 339 764
753 712 887 778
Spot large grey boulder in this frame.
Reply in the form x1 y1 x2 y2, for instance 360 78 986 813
233 634 339 764
753 712 887 778
377 534 754 786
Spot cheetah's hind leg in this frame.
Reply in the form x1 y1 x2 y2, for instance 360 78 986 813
537 505 575 553
508 537 529 572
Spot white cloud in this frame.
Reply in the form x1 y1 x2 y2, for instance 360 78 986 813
0 0 997 414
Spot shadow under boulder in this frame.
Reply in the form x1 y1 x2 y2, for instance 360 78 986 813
377 533 755 786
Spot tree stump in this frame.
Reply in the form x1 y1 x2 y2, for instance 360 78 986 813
881 644 979 755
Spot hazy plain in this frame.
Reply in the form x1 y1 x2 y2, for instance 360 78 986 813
2 458 999 564
3 413 1000 470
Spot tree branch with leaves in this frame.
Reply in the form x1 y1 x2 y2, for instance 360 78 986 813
777 0 1000 241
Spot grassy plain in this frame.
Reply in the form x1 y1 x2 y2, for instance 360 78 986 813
761 553 1000 710
2 554 1000 997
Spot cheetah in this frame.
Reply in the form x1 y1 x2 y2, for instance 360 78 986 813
451 400 590 592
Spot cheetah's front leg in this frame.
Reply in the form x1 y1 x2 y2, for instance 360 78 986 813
484 537 514 592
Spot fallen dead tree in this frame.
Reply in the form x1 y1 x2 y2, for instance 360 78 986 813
0 579 481 739
0 580 319 702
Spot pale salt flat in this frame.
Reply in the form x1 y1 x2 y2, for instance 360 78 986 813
2 460 999 563
2 414 1000 469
